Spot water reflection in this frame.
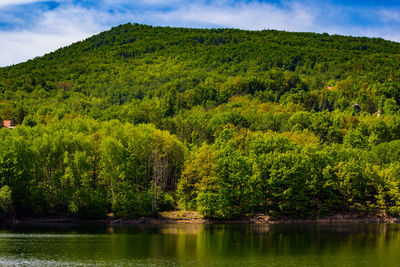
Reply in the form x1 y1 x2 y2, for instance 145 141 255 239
0 224 399 266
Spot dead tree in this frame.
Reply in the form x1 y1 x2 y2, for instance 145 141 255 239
151 149 169 213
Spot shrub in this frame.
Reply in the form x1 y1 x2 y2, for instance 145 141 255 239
0 186 12 216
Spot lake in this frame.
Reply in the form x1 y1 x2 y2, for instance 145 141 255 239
0 223 399 266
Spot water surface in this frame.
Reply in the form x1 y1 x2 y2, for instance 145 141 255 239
0 223 399 266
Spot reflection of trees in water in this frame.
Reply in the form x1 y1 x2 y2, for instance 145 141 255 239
162 224 400 257
1 224 400 266
158 224 205 235
240 224 400 255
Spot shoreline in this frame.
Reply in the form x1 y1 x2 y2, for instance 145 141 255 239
2 211 400 226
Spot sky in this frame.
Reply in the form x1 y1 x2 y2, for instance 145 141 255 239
1 0 400 67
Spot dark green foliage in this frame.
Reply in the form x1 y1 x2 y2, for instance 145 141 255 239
0 185 12 217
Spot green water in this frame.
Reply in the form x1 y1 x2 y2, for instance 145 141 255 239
0 224 399 266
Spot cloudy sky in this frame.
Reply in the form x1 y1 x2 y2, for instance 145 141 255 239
1 0 400 67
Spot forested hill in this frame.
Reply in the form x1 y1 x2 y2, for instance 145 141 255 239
1 23 400 114
1 23 400 220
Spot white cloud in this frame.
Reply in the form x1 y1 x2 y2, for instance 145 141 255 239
379 9 400 23
35 6 106 34
101 0 183 7
0 31 86 66
356 28 400 43
0 5 110 67
149 1 315 31
0 0 46 8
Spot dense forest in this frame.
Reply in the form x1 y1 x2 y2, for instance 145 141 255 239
1 23 400 219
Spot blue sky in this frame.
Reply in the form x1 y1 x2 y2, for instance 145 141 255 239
1 0 400 67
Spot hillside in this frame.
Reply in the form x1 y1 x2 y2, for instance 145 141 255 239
1 23 400 220
1 23 400 119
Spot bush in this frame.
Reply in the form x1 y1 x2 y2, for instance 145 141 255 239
0 186 12 216
113 189 153 217
157 192 175 211
68 189 108 219
196 192 221 218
